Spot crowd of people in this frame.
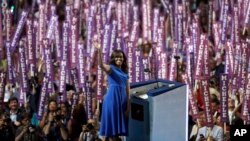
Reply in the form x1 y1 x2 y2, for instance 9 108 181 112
0 95 101 141
1 1 102 141
1 0 250 141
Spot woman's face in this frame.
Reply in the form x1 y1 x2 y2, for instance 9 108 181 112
114 53 124 67
60 103 67 114
78 94 85 104
21 117 30 126
49 101 57 112
0 115 7 127
216 116 223 127
142 44 151 58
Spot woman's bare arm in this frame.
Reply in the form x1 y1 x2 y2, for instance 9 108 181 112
95 42 111 73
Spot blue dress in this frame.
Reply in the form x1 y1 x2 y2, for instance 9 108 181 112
100 65 129 136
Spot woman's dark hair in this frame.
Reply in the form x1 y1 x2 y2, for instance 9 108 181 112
60 101 70 115
109 49 128 73
48 99 57 105
47 99 57 112
72 104 87 125
20 112 31 120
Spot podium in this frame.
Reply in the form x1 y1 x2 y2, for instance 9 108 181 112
126 79 188 141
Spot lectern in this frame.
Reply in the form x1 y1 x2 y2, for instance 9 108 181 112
126 79 188 141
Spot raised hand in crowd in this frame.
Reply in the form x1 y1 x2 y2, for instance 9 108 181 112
37 57 44 73
15 112 41 141
93 35 101 52
39 99 57 127
43 109 68 141
78 120 101 141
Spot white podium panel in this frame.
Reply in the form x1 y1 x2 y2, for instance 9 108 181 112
126 79 188 141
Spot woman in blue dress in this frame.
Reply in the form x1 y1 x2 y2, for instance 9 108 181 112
95 42 130 141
